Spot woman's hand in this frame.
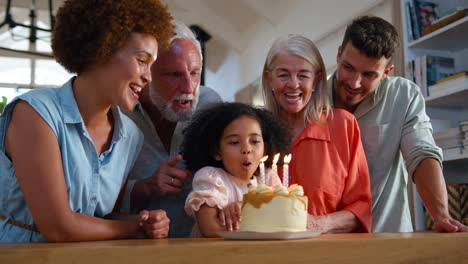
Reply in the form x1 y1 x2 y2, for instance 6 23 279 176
218 202 242 231
307 211 362 233
307 214 328 233
139 210 170 238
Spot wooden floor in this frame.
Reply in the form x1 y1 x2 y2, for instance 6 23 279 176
1 232 467 264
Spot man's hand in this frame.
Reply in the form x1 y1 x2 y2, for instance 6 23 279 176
218 202 242 231
144 154 192 197
139 210 170 238
130 155 191 211
433 215 468 232
414 158 468 233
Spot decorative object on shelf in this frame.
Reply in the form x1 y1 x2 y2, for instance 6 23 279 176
422 8 468 36
414 0 439 32
406 0 439 40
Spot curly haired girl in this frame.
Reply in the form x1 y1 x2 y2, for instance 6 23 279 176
182 102 291 237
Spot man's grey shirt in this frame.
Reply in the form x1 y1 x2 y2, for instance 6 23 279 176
122 86 222 237
328 74 443 232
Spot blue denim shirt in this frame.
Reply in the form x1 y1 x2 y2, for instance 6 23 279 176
0 78 143 242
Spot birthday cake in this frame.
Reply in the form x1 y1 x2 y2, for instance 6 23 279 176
240 184 308 232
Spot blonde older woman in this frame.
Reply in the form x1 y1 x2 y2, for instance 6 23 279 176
262 35 372 233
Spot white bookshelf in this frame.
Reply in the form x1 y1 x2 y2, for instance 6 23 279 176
401 0 468 231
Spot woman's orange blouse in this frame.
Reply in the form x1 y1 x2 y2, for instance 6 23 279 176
290 109 372 232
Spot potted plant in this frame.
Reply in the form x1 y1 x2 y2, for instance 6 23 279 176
0 96 7 114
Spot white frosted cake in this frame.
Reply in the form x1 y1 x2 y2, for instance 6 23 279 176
240 184 308 232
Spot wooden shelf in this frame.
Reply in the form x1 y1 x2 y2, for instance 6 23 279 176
408 16 468 51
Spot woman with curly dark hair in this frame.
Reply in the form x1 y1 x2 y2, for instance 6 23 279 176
182 102 291 237
0 0 173 242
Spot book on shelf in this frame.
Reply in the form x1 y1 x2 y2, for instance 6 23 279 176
433 127 463 149
437 71 468 84
407 0 422 39
443 147 463 160
428 71 467 98
405 1 416 42
421 8 468 36
460 120 468 132
410 56 455 97
413 56 427 96
462 139 468 147
426 56 455 87
406 60 416 84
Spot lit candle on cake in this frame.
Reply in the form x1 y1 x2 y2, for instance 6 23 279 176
259 156 268 184
271 153 280 186
283 154 291 187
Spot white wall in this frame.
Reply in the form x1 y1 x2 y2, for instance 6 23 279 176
203 0 395 102
204 38 241 101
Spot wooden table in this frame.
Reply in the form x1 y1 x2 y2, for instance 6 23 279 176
1 232 467 264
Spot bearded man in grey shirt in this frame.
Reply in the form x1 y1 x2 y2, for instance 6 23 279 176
328 16 467 233
122 21 222 237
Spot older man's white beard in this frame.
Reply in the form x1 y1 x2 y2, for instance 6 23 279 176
149 88 199 122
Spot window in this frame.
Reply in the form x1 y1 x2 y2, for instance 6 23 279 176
0 6 73 104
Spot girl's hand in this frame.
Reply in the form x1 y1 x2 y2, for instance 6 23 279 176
218 202 242 231
139 210 170 239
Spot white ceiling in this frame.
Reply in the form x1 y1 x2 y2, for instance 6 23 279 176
1 0 386 51
166 0 387 51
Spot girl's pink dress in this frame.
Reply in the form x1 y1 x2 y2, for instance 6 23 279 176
184 166 258 237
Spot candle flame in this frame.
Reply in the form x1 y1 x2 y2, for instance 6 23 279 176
283 154 292 164
260 156 269 162
272 153 280 164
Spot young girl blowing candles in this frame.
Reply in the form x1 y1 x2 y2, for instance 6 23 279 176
182 103 290 237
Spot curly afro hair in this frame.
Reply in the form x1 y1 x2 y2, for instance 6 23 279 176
181 102 292 173
52 0 173 74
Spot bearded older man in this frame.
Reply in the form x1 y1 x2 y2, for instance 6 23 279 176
122 21 222 238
